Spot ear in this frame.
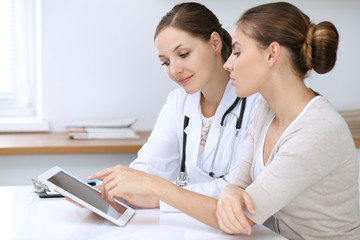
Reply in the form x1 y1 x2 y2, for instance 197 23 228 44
209 31 222 55
266 42 281 67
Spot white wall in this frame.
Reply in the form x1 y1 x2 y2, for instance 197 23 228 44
41 0 360 132
0 153 135 186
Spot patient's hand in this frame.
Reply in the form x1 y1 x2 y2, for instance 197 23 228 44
216 184 256 235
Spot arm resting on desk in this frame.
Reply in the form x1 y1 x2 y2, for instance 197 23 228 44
89 165 255 235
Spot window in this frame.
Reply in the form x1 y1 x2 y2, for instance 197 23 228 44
0 0 48 132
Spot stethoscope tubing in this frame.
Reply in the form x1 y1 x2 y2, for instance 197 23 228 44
178 97 247 185
209 97 246 179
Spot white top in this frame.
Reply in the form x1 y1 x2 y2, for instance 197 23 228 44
130 80 262 212
253 116 273 180
253 96 322 180
197 115 214 167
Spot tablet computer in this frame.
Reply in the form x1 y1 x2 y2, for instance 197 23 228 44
37 166 135 227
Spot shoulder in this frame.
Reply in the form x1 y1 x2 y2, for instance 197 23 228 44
281 97 355 159
299 97 350 136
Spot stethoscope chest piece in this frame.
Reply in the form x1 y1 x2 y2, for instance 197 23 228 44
176 171 189 187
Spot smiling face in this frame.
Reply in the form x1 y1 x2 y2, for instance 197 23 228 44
223 27 270 97
155 27 218 94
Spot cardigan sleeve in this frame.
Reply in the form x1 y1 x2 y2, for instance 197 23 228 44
244 118 344 224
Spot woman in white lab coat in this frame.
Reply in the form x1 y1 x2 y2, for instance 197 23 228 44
89 2 260 212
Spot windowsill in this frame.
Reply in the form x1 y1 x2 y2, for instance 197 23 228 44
0 118 49 132
0 131 151 155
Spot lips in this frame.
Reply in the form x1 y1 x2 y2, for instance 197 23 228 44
178 75 193 85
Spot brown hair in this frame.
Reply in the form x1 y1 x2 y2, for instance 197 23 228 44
154 2 232 62
237 2 339 78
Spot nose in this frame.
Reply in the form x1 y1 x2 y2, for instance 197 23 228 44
168 60 183 78
223 55 233 72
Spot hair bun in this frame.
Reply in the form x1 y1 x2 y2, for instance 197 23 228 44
311 21 339 74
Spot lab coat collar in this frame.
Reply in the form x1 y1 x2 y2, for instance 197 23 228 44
183 80 237 123
183 91 202 168
183 90 201 122
182 80 238 167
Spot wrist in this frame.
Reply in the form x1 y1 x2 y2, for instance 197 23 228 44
144 174 161 195
146 174 167 199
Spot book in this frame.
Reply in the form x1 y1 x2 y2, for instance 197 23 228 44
338 110 360 138
65 118 137 129
68 129 139 140
66 118 139 140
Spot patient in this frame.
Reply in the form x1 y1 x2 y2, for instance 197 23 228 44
216 2 360 239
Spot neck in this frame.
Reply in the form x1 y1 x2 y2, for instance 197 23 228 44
201 68 230 117
261 73 316 128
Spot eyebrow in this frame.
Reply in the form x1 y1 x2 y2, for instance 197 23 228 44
232 42 241 49
158 44 184 58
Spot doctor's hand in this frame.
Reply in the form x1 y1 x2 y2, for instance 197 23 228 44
216 184 256 235
88 165 160 208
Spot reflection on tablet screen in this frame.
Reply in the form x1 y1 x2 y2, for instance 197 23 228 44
48 171 127 218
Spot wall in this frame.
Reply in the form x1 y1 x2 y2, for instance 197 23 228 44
41 0 360 132
0 154 135 186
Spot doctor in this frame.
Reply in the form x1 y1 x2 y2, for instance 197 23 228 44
89 2 260 212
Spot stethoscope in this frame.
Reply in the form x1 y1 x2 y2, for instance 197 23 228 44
176 97 247 187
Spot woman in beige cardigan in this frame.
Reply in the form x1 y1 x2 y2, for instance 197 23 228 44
217 2 360 239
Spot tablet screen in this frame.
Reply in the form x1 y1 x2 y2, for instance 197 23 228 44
48 171 127 218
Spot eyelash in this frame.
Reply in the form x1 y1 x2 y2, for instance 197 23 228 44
160 52 190 66
233 51 241 56
180 52 189 58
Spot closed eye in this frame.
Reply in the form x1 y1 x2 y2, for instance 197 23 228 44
161 61 170 66
179 52 189 58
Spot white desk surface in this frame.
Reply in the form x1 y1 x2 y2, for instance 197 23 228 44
0 186 286 240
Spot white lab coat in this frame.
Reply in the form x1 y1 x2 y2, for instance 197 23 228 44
130 80 261 212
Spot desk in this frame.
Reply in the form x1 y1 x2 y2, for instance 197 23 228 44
0 131 358 156
0 131 151 155
0 186 285 240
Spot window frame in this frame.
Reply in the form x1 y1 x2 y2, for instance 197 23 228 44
0 0 48 132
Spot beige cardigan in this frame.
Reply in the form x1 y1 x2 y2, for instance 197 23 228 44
233 97 360 239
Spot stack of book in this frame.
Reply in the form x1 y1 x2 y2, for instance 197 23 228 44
65 118 139 140
339 110 360 139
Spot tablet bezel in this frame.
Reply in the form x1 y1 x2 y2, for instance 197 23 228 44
37 166 135 227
